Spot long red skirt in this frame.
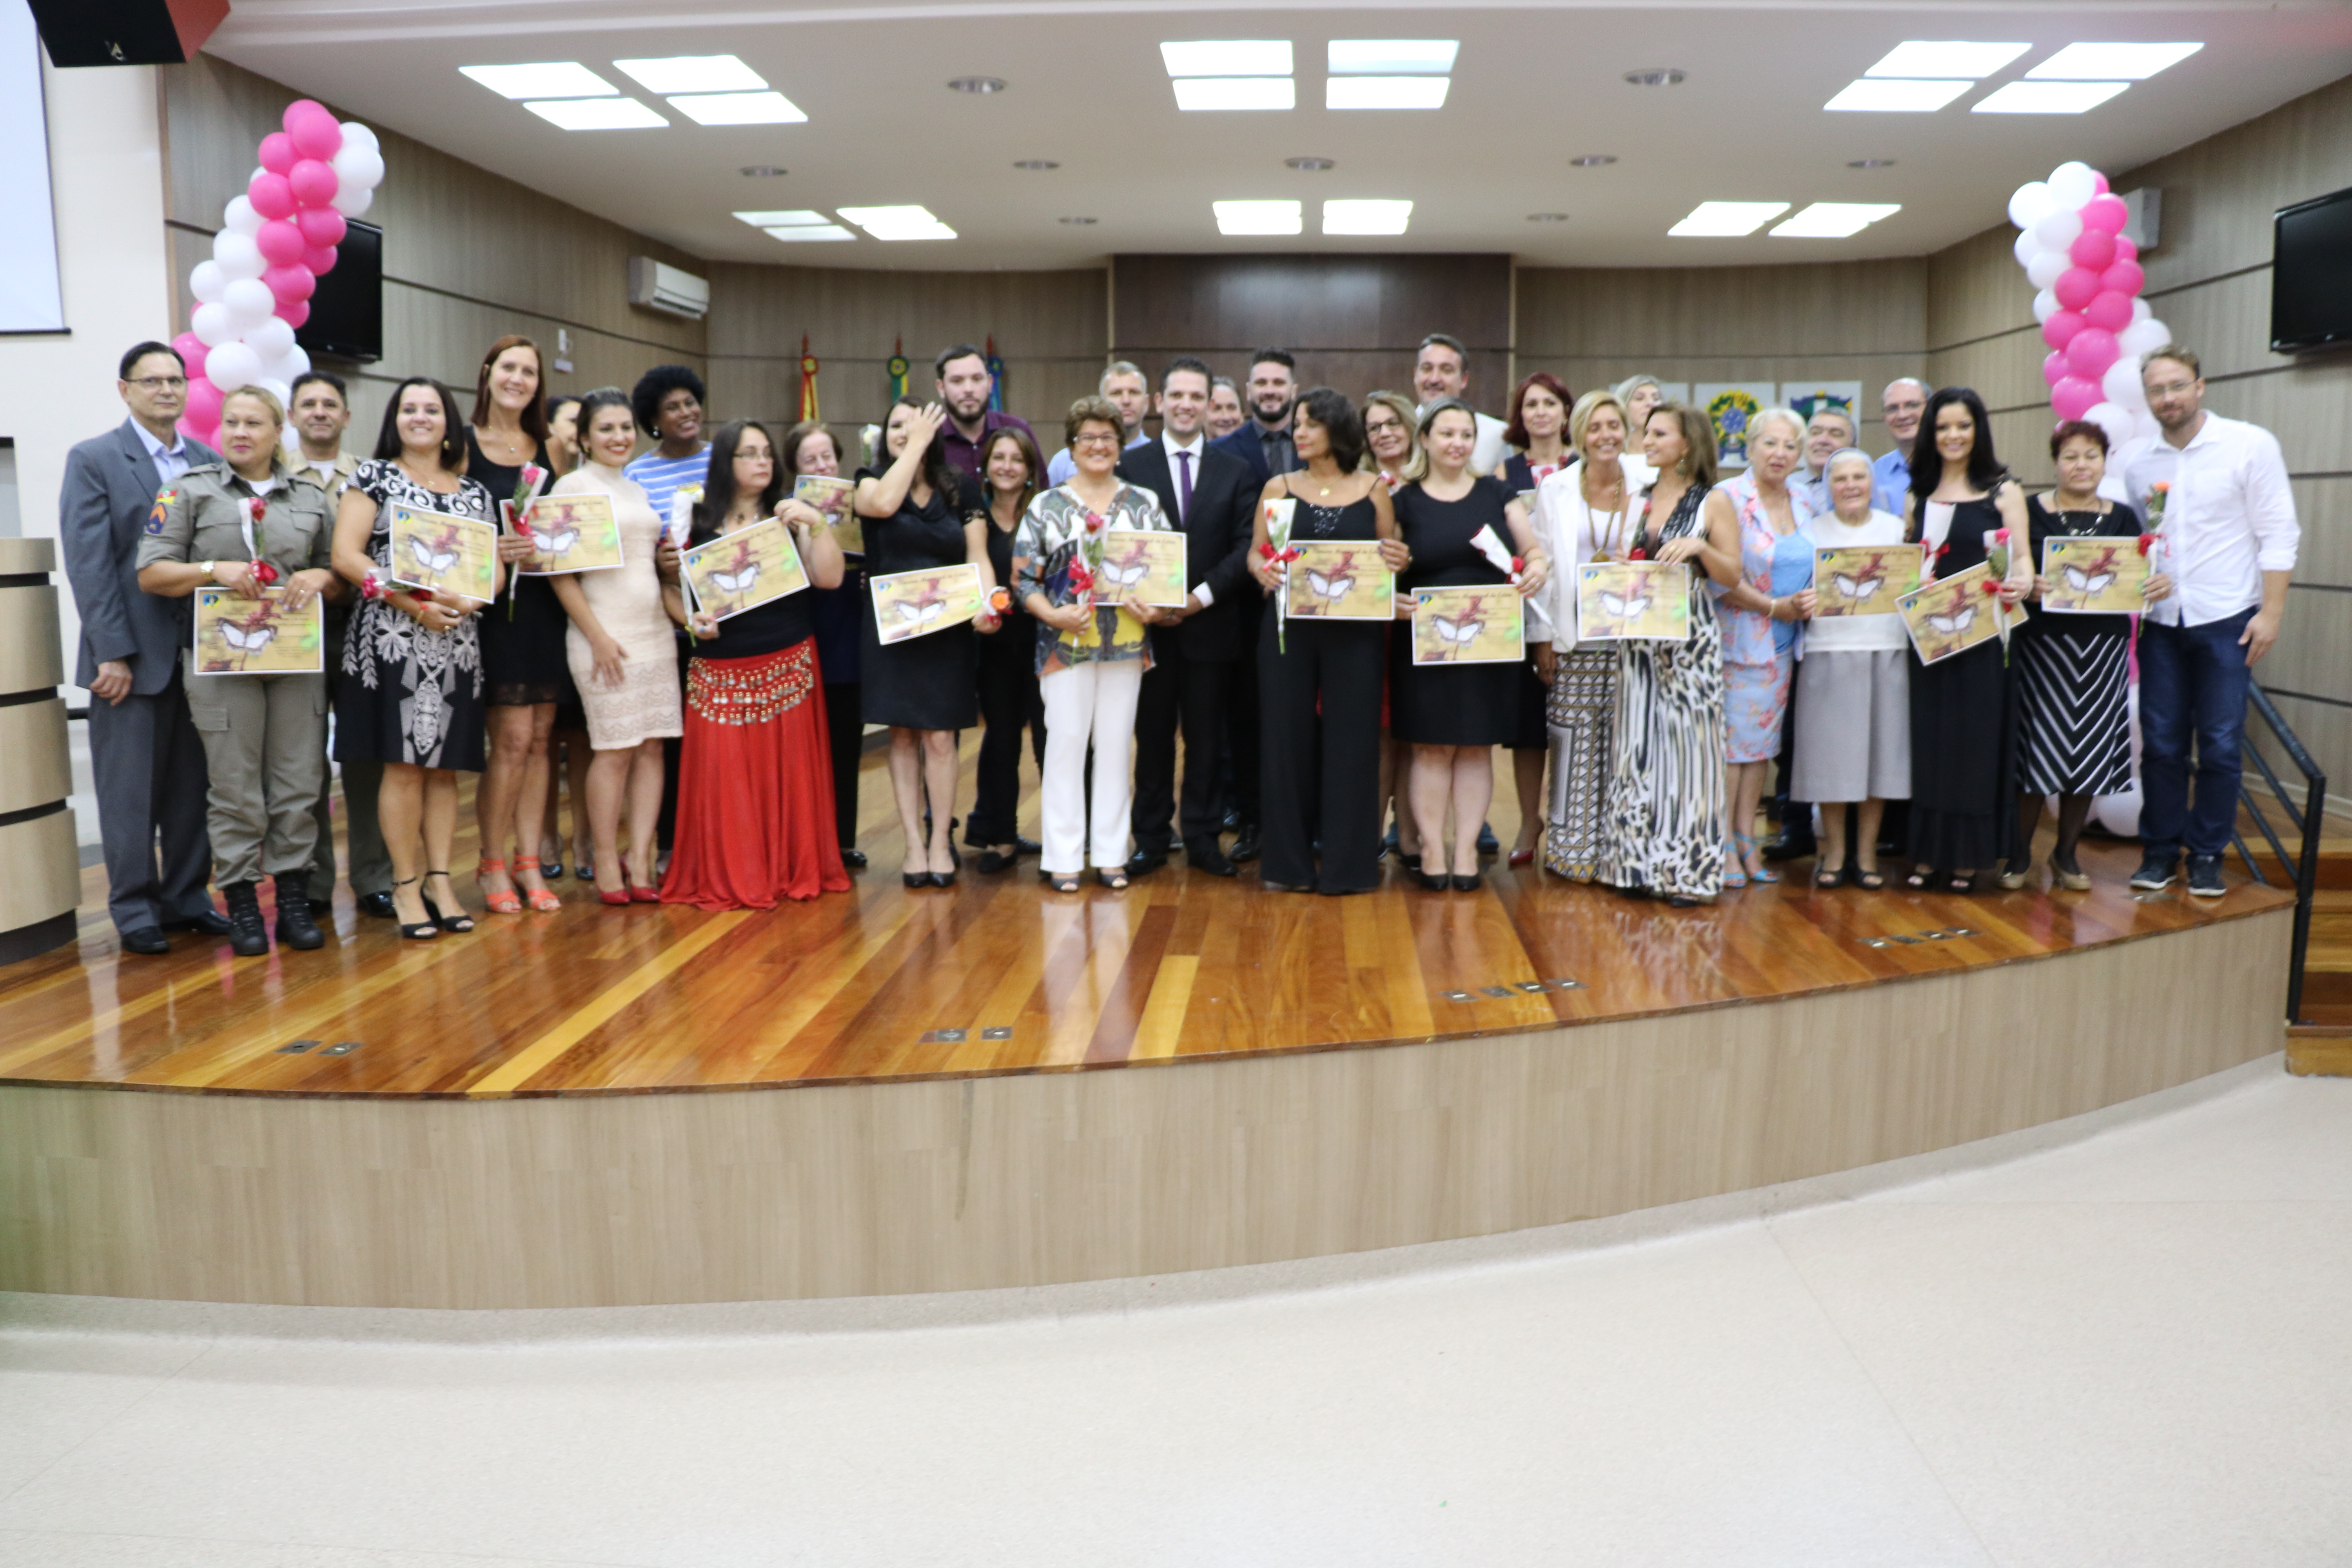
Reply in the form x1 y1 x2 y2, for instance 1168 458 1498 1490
661 639 852 909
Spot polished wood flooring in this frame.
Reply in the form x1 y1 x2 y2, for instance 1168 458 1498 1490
0 738 2292 1098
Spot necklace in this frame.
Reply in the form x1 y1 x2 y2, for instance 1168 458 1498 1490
1585 464 1628 561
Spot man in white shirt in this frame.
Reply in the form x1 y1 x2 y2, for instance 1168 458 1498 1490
2121 347 2298 898
1413 333 1508 475
1046 361 1152 484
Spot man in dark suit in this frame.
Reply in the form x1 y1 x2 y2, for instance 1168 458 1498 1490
1120 358 1261 878
57 342 229 955
1200 347 1298 861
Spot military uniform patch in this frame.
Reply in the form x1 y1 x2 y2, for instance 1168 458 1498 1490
146 488 179 534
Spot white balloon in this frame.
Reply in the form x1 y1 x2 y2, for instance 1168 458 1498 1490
2085 401 2136 450
258 376 293 408
2027 250 2071 290
2032 288 2060 324
2102 357 2147 409
2008 181 2056 230
2047 161 2099 211
2130 296 2151 326
189 260 227 304
2117 320 2167 358
339 121 377 152
222 195 263 236
330 182 374 218
191 301 239 347
203 340 264 394
265 344 312 385
2032 207 2082 252
2012 228 2042 269
211 229 266 281
245 316 296 362
222 276 276 330
332 145 384 191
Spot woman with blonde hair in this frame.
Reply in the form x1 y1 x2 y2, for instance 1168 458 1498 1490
1614 374 1667 435
1361 389 1421 865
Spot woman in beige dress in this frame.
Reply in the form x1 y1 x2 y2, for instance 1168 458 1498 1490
548 388 688 904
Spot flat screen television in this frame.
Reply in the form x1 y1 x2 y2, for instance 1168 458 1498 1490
297 218 381 363
2271 187 2352 354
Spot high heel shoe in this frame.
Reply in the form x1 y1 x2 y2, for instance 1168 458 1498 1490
475 856 522 915
623 853 660 903
1415 868 1449 891
420 873 475 933
513 856 561 912
1721 841 1748 890
1449 871 1481 892
392 876 439 941
1732 831 1778 884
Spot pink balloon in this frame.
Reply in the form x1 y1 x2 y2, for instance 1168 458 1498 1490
2054 267 2102 312
2042 310 2086 351
256 218 307 266
182 377 225 428
275 299 311 329
281 98 330 135
170 331 208 383
263 263 316 303
289 110 343 162
303 245 339 277
2066 326 2121 379
2093 171 2110 194
2083 290 2134 333
296 207 346 249
2079 193 2129 234
2100 258 2145 298
258 132 298 176
248 171 297 221
2113 236 2138 265
2042 350 2070 388
289 159 339 209
2069 228 2117 271
2051 376 2102 422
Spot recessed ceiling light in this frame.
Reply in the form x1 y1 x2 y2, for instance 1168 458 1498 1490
461 62 616 99
1175 78 1296 111
1622 68 1685 87
1327 76 1449 110
1846 158 1897 169
668 91 806 126
838 204 957 240
764 225 855 243
1568 154 1618 167
946 76 1006 94
1214 200 1302 236
1322 199 1412 235
1160 40 1292 76
739 165 787 177
1770 202 1902 238
1526 212 1570 223
1863 41 2028 78
1012 159 1060 171
734 209 828 227
1824 79 1971 112
613 55 766 94
1058 216 1098 225
1973 80 2130 114
1327 40 1457 74
523 97 668 130
1668 200 1789 237
2028 42 2202 80
1285 156 1336 171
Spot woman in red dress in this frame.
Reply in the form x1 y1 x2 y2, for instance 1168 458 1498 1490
659 419 852 907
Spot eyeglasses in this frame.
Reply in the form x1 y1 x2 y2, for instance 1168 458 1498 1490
2145 380 2197 398
1073 433 1123 448
128 376 188 392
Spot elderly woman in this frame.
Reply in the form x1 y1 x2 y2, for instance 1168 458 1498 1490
1614 374 1667 436
1014 396 1173 891
1706 406 1815 886
1789 449 1909 888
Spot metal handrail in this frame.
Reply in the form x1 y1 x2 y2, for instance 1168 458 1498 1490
2232 683 2325 1021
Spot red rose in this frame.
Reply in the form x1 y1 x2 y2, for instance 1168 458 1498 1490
1510 555 1526 574
2136 535 2155 556
247 497 267 524
250 560 279 586
1992 528 2010 544
360 571 383 600
1980 579 2000 595
1084 511 1104 534
1629 548 1648 562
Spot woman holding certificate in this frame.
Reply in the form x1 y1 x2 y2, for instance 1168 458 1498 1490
546 388 688 906
1492 372 1577 866
662 419 850 907
1903 387 2029 892
1390 400 1548 889
784 422 867 869
854 397 993 889
972 426 1049 875
331 377 502 940
1249 388 1408 896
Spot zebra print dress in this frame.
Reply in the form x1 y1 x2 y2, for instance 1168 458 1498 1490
2015 495 2139 795
1597 483 1726 900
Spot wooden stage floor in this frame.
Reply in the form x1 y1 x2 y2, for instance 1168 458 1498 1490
0 738 2294 1100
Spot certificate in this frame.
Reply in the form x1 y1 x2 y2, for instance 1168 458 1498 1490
1095 528 1189 607
681 519 809 623
1898 562 2005 666
1281 539 1393 620
2042 537 2151 615
794 475 860 556
871 562 984 644
1575 560 1690 641
516 492 625 575
1410 585 1524 665
192 586 324 675
1811 544 1921 617
386 504 498 605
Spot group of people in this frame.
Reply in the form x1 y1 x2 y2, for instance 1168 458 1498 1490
61 329 2294 958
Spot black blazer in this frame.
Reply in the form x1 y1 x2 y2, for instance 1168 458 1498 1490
1118 439 1259 661
1209 423 1295 491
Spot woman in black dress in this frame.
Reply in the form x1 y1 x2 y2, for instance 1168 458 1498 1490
971 425 1048 873
1248 387 1408 895
852 397 995 887
2005 419 2172 890
1494 372 1575 864
782 421 867 869
1391 399 1549 888
1904 387 2030 891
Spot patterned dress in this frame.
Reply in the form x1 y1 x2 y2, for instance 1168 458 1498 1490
1597 483 1726 900
336 460 493 771
1716 470 1803 764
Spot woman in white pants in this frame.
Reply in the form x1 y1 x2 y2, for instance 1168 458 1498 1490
1012 397 1174 890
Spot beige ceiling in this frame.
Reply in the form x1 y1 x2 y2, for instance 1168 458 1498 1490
209 1 2352 270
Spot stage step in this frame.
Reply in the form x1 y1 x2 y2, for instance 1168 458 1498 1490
2286 1024 2352 1076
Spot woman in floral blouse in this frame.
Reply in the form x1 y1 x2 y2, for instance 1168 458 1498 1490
1013 396 1175 891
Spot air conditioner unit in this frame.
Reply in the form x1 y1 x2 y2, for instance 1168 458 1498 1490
627 257 709 320
2119 187 2162 252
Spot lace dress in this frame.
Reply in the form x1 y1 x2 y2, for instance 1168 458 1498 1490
336 460 492 771
555 462 682 750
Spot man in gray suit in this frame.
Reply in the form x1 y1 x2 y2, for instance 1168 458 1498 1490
58 342 230 955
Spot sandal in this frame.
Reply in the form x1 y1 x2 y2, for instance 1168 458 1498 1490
1732 831 1778 884
513 855 561 912
1906 867 1933 889
421 872 475 933
1098 868 1129 891
1949 872 1978 894
391 876 439 941
1856 867 1887 891
1045 873 1083 894
476 856 521 914
1814 866 1846 889
1720 841 1748 890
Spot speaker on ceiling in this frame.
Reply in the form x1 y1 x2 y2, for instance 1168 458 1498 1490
25 0 230 67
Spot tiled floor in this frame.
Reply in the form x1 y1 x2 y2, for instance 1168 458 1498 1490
4 1058 2348 1568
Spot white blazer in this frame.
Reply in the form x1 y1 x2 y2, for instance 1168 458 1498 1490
1530 454 1654 647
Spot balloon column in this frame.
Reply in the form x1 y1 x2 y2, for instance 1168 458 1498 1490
171 99 386 449
2008 160 2172 453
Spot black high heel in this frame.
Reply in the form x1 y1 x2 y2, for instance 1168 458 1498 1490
1449 871 1480 892
391 876 439 941
421 872 475 933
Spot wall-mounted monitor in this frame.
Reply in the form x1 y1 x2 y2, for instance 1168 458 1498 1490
2271 187 2352 355
298 218 381 363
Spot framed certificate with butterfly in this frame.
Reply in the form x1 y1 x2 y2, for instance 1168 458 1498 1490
1410 586 1524 665
2041 537 2149 615
515 492 625 576
1898 562 2005 665
1281 539 1393 619
1096 528 1189 607
385 505 498 605
871 562 985 645
1812 544 1921 617
793 475 860 556
681 519 810 623
1575 560 1690 641
192 586 324 675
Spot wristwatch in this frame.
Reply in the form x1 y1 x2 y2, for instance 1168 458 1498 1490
199 560 215 579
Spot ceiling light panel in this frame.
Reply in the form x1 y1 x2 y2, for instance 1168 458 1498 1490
1973 80 2130 114
1770 202 1902 238
838 204 956 240
1824 78 1971 112
1175 78 1295 111
1161 40 1291 76
1863 41 2028 78
1668 201 1789 237
461 62 616 99
1327 40 1456 74
734 209 828 227
524 97 668 130
612 55 767 94
764 225 855 243
2028 42 2203 80
1327 76 1450 110
1214 200 1302 236
668 91 806 125
1322 199 1412 235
